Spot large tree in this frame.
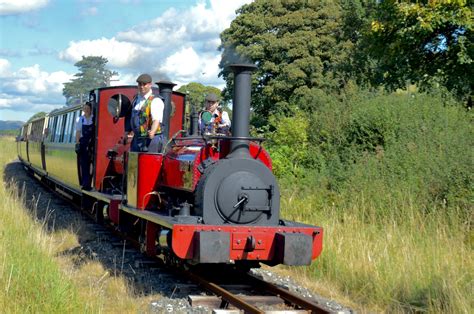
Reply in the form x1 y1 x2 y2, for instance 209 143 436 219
177 82 222 112
63 56 118 106
364 0 473 101
219 0 350 122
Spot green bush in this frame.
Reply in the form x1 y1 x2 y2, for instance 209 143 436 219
267 89 472 217
265 112 324 178
342 92 473 215
273 90 472 311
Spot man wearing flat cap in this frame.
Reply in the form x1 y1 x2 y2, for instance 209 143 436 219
128 73 165 152
199 93 231 135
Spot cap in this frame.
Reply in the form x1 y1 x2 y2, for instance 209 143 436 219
205 93 219 102
136 73 152 84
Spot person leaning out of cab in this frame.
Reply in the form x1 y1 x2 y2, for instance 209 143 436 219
126 73 165 153
75 101 94 190
199 93 231 135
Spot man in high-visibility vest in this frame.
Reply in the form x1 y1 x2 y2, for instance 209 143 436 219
128 73 165 152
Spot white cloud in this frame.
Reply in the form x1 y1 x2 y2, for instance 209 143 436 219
0 64 72 118
158 47 221 85
112 0 252 86
58 37 142 67
117 0 251 48
0 58 11 77
57 0 251 88
0 0 49 16
3 64 71 94
2 0 254 120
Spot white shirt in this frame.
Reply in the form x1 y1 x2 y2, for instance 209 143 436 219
133 90 164 123
75 114 94 136
211 108 231 127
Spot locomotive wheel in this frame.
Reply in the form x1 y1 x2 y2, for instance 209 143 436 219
195 158 280 226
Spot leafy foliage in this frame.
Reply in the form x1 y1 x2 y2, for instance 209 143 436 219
177 82 222 113
219 0 351 124
62 56 117 106
364 0 473 101
269 89 473 212
265 112 317 177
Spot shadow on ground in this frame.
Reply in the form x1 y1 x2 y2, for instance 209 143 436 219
2 160 193 299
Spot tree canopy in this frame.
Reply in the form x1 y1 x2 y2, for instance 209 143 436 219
63 56 118 106
177 82 222 112
219 0 473 120
362 0 472 101
219 0 350 122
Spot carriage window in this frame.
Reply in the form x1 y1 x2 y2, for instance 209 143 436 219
30 119 44 141
54 115 63 142
63 112 75 143
68 111 77 143
58 115 67 142
47 116 56 142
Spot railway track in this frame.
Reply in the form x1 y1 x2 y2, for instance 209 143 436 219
6 160 345 313
185 268 332 313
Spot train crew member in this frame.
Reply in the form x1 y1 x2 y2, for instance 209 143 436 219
199 93 231 134
75 101 94 190
128 73 165 152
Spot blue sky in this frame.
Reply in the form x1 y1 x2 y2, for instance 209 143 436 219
0 0 252 122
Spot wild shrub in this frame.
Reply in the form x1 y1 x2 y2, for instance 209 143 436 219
264 112 325 178
342 92 473 216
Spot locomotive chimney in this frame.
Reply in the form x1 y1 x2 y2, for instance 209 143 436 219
228 63 257 158
190 104 199 136
156 80 176 142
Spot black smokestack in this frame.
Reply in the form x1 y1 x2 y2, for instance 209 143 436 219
156 80 176 141
190 104 199 136
228 63 257 158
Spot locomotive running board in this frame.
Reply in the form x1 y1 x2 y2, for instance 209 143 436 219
81 190 122 203
120 204 176 229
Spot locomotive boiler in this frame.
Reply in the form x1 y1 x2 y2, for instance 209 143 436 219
17 64 323 268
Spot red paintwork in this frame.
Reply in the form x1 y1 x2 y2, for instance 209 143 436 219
137 154 163 209
94 87 136 190
146 221 159 256
93 86 185 191
160 140 273 191
171 224 323 262
169 93 185 139
109 199 121 225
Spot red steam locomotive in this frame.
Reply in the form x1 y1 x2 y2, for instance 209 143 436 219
17 64 323 268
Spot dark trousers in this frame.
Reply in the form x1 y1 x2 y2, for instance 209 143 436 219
131 134 164 153
79 146 92 189
131 136 151 152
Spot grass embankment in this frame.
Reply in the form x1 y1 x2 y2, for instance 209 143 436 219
0 137 148 313
270 92 473 312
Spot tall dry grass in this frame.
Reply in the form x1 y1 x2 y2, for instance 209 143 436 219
0 137 83 312
266 90 473 312
0 137 153 313
280 186 473 313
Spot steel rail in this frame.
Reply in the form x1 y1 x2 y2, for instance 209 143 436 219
185 270 264 314
246 272 330 314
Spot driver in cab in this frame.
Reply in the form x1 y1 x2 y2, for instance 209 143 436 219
199 93 231 135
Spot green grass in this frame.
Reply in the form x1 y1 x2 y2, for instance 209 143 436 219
0 137 148 313
0 137 84 313
280 186 472 312
270 91 473 312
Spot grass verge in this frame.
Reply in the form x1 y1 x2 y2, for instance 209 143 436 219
279 185 473 312
0 137 155 313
